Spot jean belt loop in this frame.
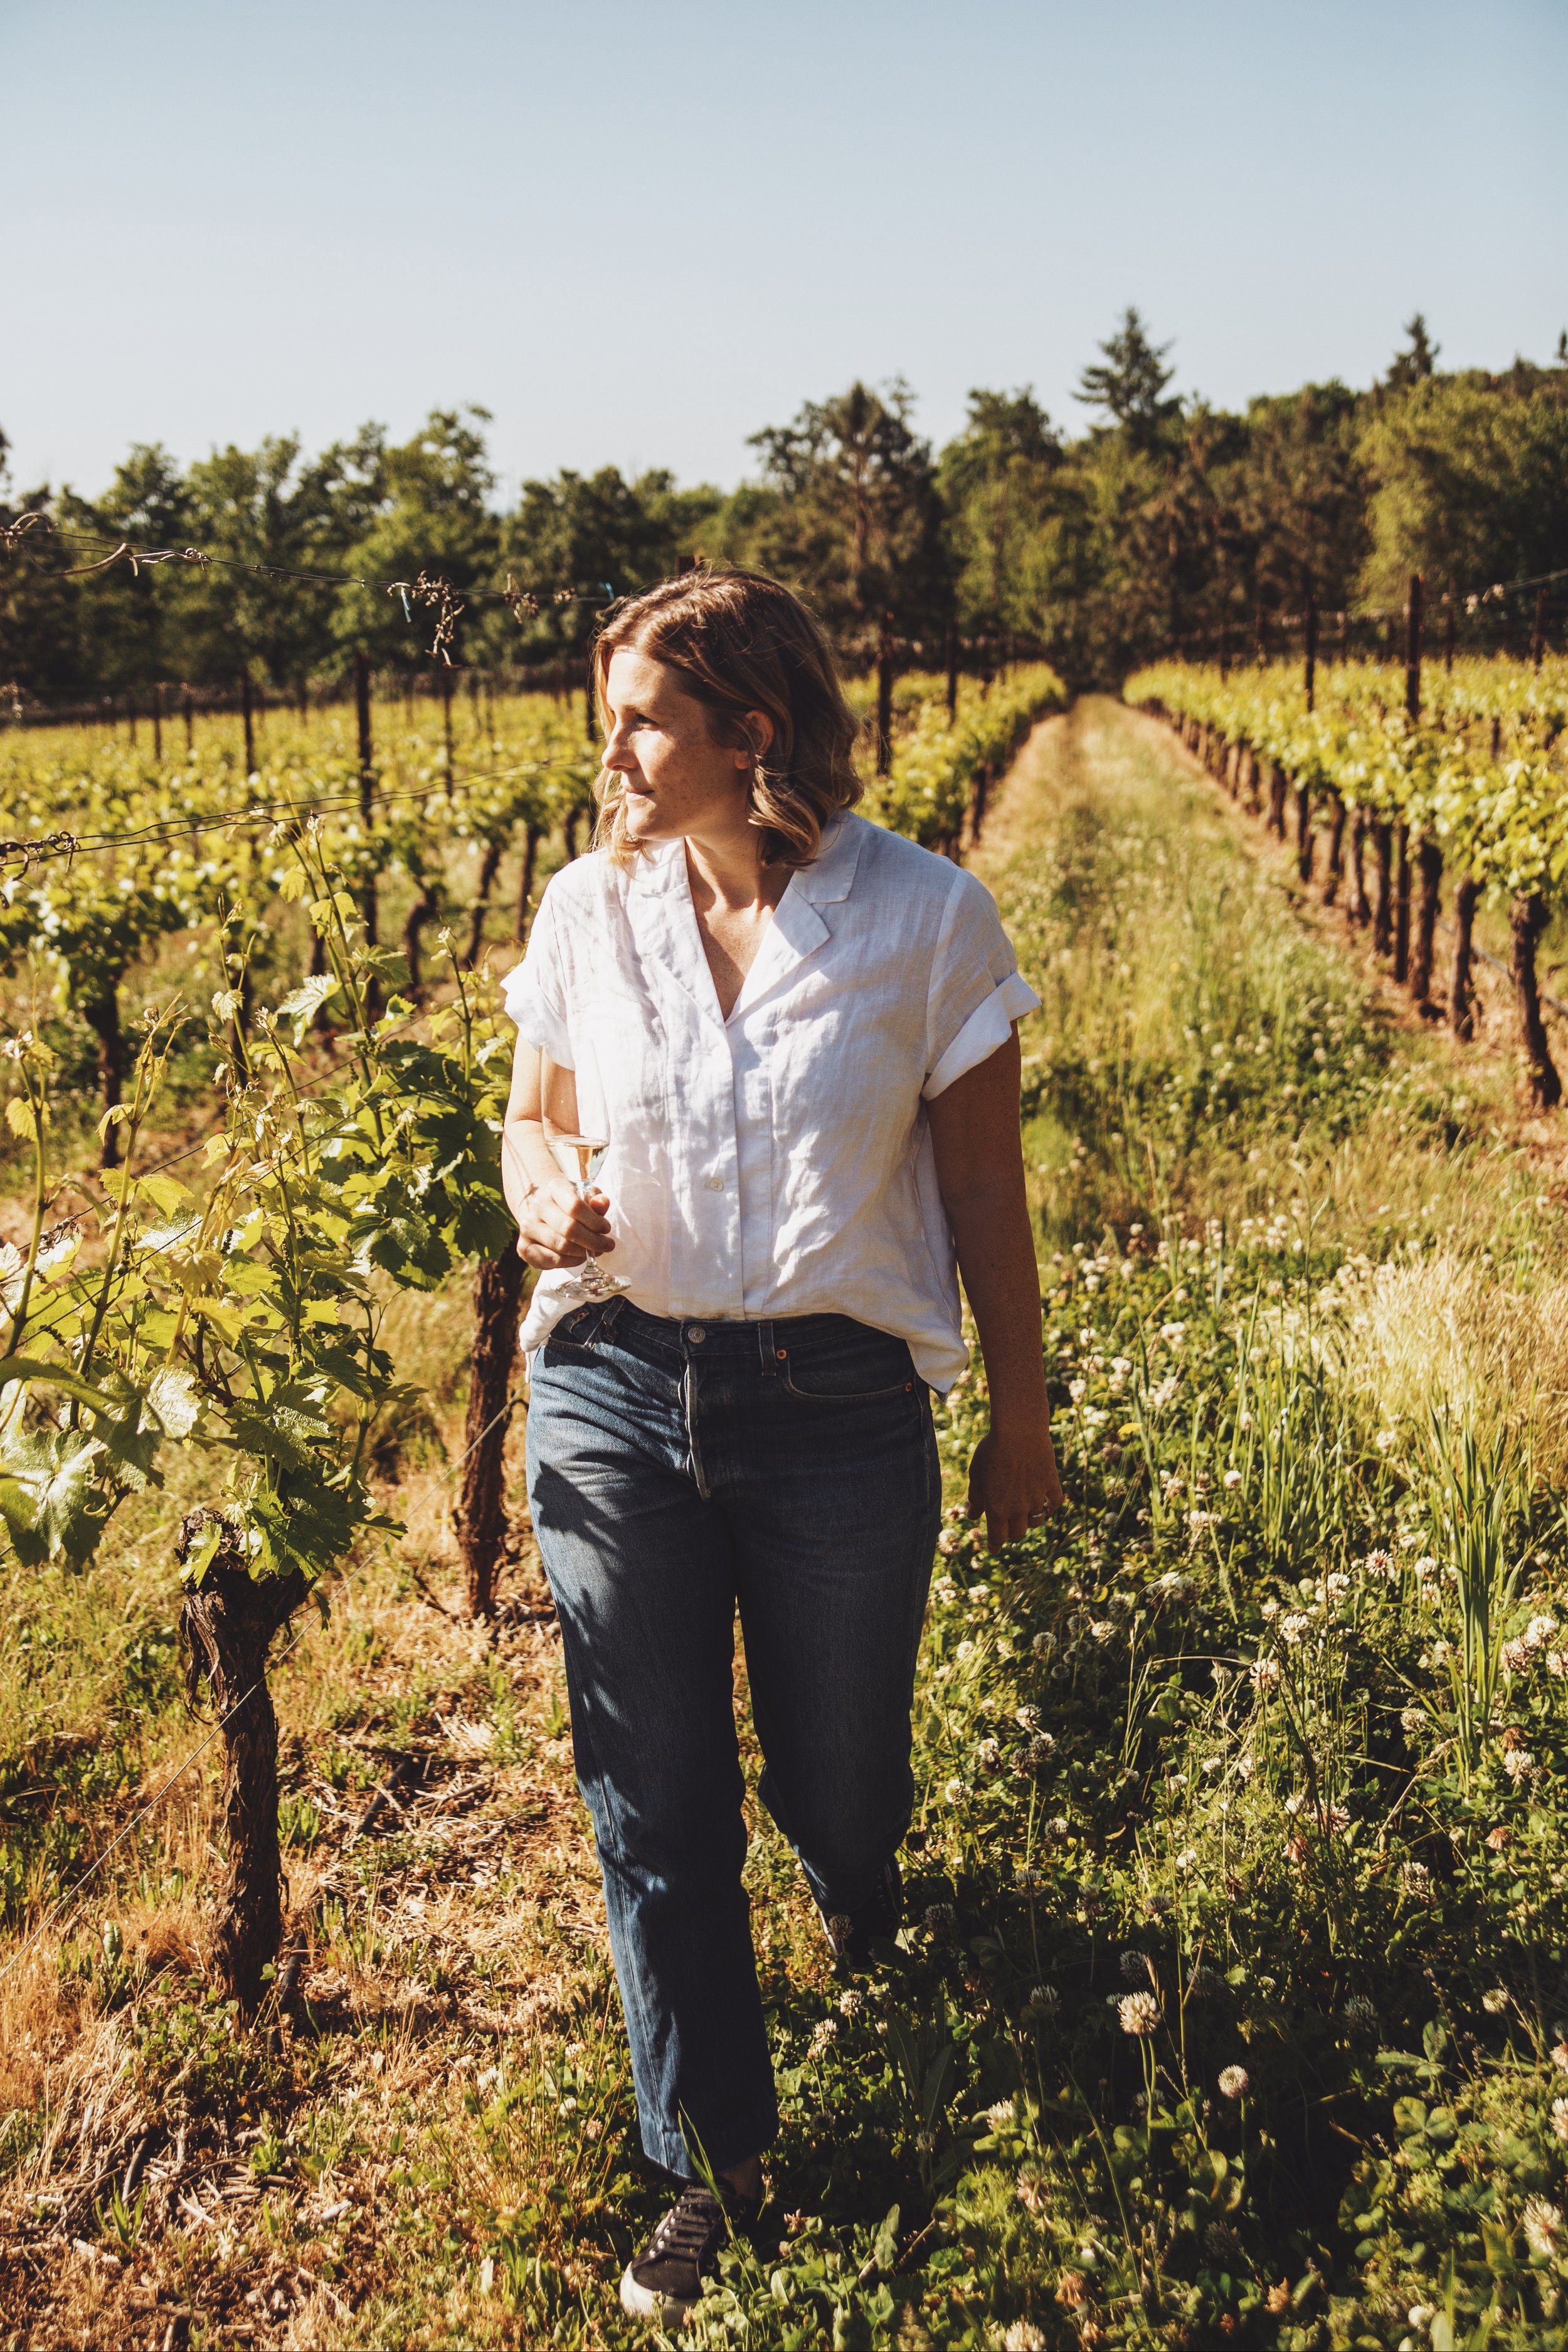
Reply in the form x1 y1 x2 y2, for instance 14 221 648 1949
758 1318 776 1379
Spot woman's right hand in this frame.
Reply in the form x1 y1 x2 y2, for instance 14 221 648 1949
516 1180 616 1271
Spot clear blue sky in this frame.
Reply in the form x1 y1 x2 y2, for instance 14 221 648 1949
6 0 1565 505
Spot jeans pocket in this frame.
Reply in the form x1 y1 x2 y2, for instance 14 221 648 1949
543 1300 613 1360
777 1330 918 1403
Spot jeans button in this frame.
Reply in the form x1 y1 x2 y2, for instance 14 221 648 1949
686 1324 707 1344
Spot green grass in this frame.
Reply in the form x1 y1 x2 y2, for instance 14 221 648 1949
7 696 1568 2347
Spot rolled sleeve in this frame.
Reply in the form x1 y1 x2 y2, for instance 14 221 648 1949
502 886 575 1067
922 868 1041 1099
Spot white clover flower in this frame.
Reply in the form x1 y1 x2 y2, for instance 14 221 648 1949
1280 1613 1311 1645
1260 1599 1280 1622
1016 1704 1042 1732
955 1639 975 1660
1089 1619 1116 1643
1550 1650 1568 1679
984 2097 1016 2131
1283 1794 1305 1816
934 1577 958 1605
1217 2065 1249 2099
1151 1571 1191 1602
1553 2096 1568 2144
1401 1708 1424 1735
1150 1375 1180 1410
1250 1657 1281 1692
1501 1637 1532 1676
978 1737 1003 1772
1503 1747 1537 1782
808 2018 839 2057
1119 1990 1161 2036
1554 2041 1568 2075
1482 1987 1510 2015
1408 2305 1436 2330
1025 1983 1060 2014
968 1582 992 1603
944 1776 969 1803
1017 1732 1056 1775
936 1528 961 1555
1189 1964 1225 1998
1223 1467 1242 1490
1031 1630 1055 1657
924 1902 956 1935
1363 1547 1395 1577
1068 1379 1087 1404
1002 2324 1048 2352
1014 1865 1046 1895
1120 1947 1148 1983
1325 1571 1351 1597
1414 1554 1439 1582
1399 1862 1432 1899
1187 1510 1217 1533
1175 1848 1198 1873
1523 2196 1564 2259
1344 1994 1377 2028
1527 1614 1559 1650
838 1989 863 2020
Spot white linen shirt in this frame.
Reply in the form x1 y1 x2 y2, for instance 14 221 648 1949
504 812 1040 1391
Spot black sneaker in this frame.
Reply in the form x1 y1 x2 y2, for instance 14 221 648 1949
619 2180 759 2326
822 1857 903 1969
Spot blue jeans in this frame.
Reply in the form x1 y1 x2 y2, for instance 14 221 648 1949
525 1297 941 2178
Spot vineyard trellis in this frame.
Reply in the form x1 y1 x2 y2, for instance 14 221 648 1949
1127 615 1568 1108
0 622 1064 2003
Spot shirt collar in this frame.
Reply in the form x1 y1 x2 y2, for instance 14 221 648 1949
791 813 866 904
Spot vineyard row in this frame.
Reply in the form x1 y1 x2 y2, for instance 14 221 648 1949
1125 655 1568 1106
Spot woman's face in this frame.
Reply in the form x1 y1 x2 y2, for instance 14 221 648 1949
601 647 762 847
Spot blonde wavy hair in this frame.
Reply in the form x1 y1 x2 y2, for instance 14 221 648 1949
590 569 862 869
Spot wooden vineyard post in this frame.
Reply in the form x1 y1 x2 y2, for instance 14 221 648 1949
945 622 958 724
1405 573 1423 723
1304 588 1318 712
1511 893 1562 1108
1444 593 1456 674
241 675 255 775
1323 793 1346 905
1295 784 1315 883
1411 839 1443 1010
1373 823 1394 956
127 692 137 746
1349 814 1371 926
151 684 162 762
457 1246 526 1621
516 824 543 940
1534 586 1549 670
184 687 194 752
1451 874 1480 1041
1394 825 1411 983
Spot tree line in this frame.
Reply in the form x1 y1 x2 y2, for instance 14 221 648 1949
4 311 1567 703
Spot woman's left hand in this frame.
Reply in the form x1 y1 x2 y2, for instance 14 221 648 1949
967 1421 1064 1553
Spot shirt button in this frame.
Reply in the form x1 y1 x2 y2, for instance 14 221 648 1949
687 1325 707 1344
707 1173 724 1191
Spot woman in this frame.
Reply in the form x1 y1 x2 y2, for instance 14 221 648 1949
501 569 1061 2325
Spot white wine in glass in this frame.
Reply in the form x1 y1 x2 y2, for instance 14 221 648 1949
546 1131 629 1298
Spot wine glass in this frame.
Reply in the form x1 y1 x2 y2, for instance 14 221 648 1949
546 1129 628 1299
